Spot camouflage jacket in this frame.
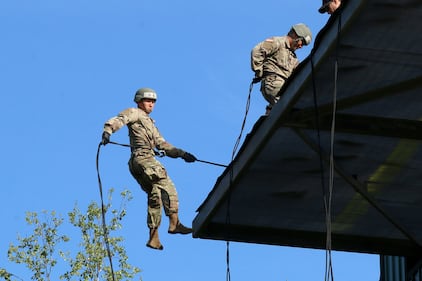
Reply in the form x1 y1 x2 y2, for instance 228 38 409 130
251 36 299 80
103 107 184 159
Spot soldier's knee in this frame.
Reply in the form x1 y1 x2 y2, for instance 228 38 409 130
148 193 161 209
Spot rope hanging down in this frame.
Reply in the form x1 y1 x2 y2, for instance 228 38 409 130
96 143 116 281
310 52 334 281
309 12 343 281
226 79 256 281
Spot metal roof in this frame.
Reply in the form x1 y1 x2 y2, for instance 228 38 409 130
193 0 422 257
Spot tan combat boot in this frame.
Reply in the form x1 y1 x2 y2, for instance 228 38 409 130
168 213 192 234
146 228 163 250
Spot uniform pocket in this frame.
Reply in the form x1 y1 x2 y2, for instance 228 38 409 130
143 165 167 182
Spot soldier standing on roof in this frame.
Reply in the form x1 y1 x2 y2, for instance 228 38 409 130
251 23 312 115
101 87 197 250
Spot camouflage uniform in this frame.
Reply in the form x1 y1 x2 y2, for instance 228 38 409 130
103 107 186 229
251 36 299 106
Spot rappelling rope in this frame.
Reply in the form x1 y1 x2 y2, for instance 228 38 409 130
323 13 342 281
310 54 334 281
96 143 116 281
310 51 334 281
232 80 254 158
225 79 255 281
325 14 341 281
309 12 343 281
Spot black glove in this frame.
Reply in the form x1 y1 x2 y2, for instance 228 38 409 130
182 152 197 163
252 77 262 84
101 132 110 146
252 70 263 84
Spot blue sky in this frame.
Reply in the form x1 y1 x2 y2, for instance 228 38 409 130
0 1 380 280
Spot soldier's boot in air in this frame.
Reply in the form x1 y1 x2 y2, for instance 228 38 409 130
168 213 192 234
146 228 163 250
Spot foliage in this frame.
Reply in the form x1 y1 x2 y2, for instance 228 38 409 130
6 210 69 281
1 189 141 281
62 189 141 281
0 268 21 281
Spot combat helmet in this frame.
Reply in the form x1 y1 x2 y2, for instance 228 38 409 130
291 23 312 45
134 88 157 103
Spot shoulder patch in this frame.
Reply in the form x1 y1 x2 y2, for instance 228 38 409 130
265 38 274 42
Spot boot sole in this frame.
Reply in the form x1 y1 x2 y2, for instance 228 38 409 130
168 230 192 234
146 243 164 250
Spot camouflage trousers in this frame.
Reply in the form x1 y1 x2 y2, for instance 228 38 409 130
260 74 286 106
128 155 179 229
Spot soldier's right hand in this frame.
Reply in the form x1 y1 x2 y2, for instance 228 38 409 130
182 152 197 163
101 132 110 146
